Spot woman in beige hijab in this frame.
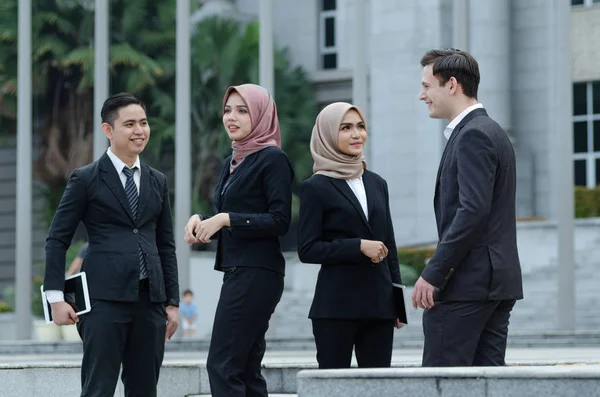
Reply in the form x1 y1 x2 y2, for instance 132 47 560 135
297 102 403 369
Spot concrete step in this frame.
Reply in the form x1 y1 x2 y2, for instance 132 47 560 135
188 395 296 397
297 365 600 397
5 330 600 355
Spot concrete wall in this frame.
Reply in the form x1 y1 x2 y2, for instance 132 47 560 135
511 0 562 219
367 0 446 246
572 5 600 82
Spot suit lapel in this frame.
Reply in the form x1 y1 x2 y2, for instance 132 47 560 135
136 163 151 222
329 177 371 231
215 154 258 211
213 157 231 211
99 154 136 223
434 108 488 200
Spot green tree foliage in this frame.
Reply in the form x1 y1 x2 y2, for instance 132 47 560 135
0 1 316 222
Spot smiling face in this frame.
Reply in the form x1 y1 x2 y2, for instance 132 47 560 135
223 92 252 141
337 109 367 156
419 63 453 120
101 104 150 166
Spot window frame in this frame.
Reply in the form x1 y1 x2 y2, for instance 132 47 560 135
318 6 337 70
573 82 600 187
572 0 600 7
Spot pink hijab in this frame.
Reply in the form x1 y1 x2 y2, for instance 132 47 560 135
222 84 281 172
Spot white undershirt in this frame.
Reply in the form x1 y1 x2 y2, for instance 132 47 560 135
443 103 483 140
45 148 141 304
346 177 368 220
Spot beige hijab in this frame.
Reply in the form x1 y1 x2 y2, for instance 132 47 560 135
310 102 367 180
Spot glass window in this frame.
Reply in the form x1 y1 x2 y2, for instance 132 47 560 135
323 53 337 69
593 81 600 115
324 17 335 48
594 121 600 152
574 121 588 153
574 160 587 186
323 0 336 11
572 0 584 4
573 83 587 116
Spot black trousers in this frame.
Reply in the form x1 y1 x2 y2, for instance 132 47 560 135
77 281 167 397
207 267 284 397
311 318 394 369
422 299 516 367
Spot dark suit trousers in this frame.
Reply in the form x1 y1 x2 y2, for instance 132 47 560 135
311 319 394 369
207 267 284 397
422 300 516 367
77 282 167 397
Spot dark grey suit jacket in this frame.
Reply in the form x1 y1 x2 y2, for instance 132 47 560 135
44 153 179 305
421 108 523 301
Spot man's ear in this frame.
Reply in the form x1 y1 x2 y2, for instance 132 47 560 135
448 76 459 95
101 122 112 140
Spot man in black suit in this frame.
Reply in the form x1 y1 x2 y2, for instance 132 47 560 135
43 92 180 396
412 49 523 367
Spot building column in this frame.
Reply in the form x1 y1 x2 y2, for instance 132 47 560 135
353 0 368 158
549 0 574 331
452 0 469 50
259 0 274 95
175 0 192 292
93 0 110 160
468 0 512 138
15 0 32 340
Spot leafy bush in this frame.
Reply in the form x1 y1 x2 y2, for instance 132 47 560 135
399 264 419 287
0 300 11 313
397 246 436 276
574 186 600 218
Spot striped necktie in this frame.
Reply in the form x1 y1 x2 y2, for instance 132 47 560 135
122 167 148 279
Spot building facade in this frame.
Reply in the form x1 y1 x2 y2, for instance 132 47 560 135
233 0 597 246
0 0 596 293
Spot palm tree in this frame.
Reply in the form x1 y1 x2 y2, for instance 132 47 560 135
0 3 317 230
0 0 179 222
187 17 317 217
0 0 175 188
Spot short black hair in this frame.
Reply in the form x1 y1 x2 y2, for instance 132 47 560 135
183 289 193 296
100 92 146 127
420 48 480 99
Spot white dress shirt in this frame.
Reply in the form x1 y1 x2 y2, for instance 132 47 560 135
346 177 368 220
45 148 141 304
443 103 483 140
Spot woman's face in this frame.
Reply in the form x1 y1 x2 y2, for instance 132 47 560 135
223 92 252 141
337 109 367 156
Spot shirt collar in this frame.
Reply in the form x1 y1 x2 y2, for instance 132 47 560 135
443 103 483 140
107 147 141 174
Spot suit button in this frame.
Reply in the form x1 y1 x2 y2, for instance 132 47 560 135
133 229 138 234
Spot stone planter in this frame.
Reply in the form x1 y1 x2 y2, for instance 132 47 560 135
0 312 16 340
61 324 81 342
33 319 62 342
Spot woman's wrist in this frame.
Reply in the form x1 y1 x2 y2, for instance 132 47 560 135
218 213 231 227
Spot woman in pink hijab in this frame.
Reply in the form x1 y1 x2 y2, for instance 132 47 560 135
297 102 403 369
184 84 294 397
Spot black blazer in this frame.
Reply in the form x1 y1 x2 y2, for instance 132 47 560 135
297 170 402 320
211 146 294 276
422 108 523 301
44 153 179 305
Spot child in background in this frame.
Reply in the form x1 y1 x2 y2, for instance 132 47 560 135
180 289 198 338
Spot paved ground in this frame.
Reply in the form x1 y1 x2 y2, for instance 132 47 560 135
1 346 600 366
